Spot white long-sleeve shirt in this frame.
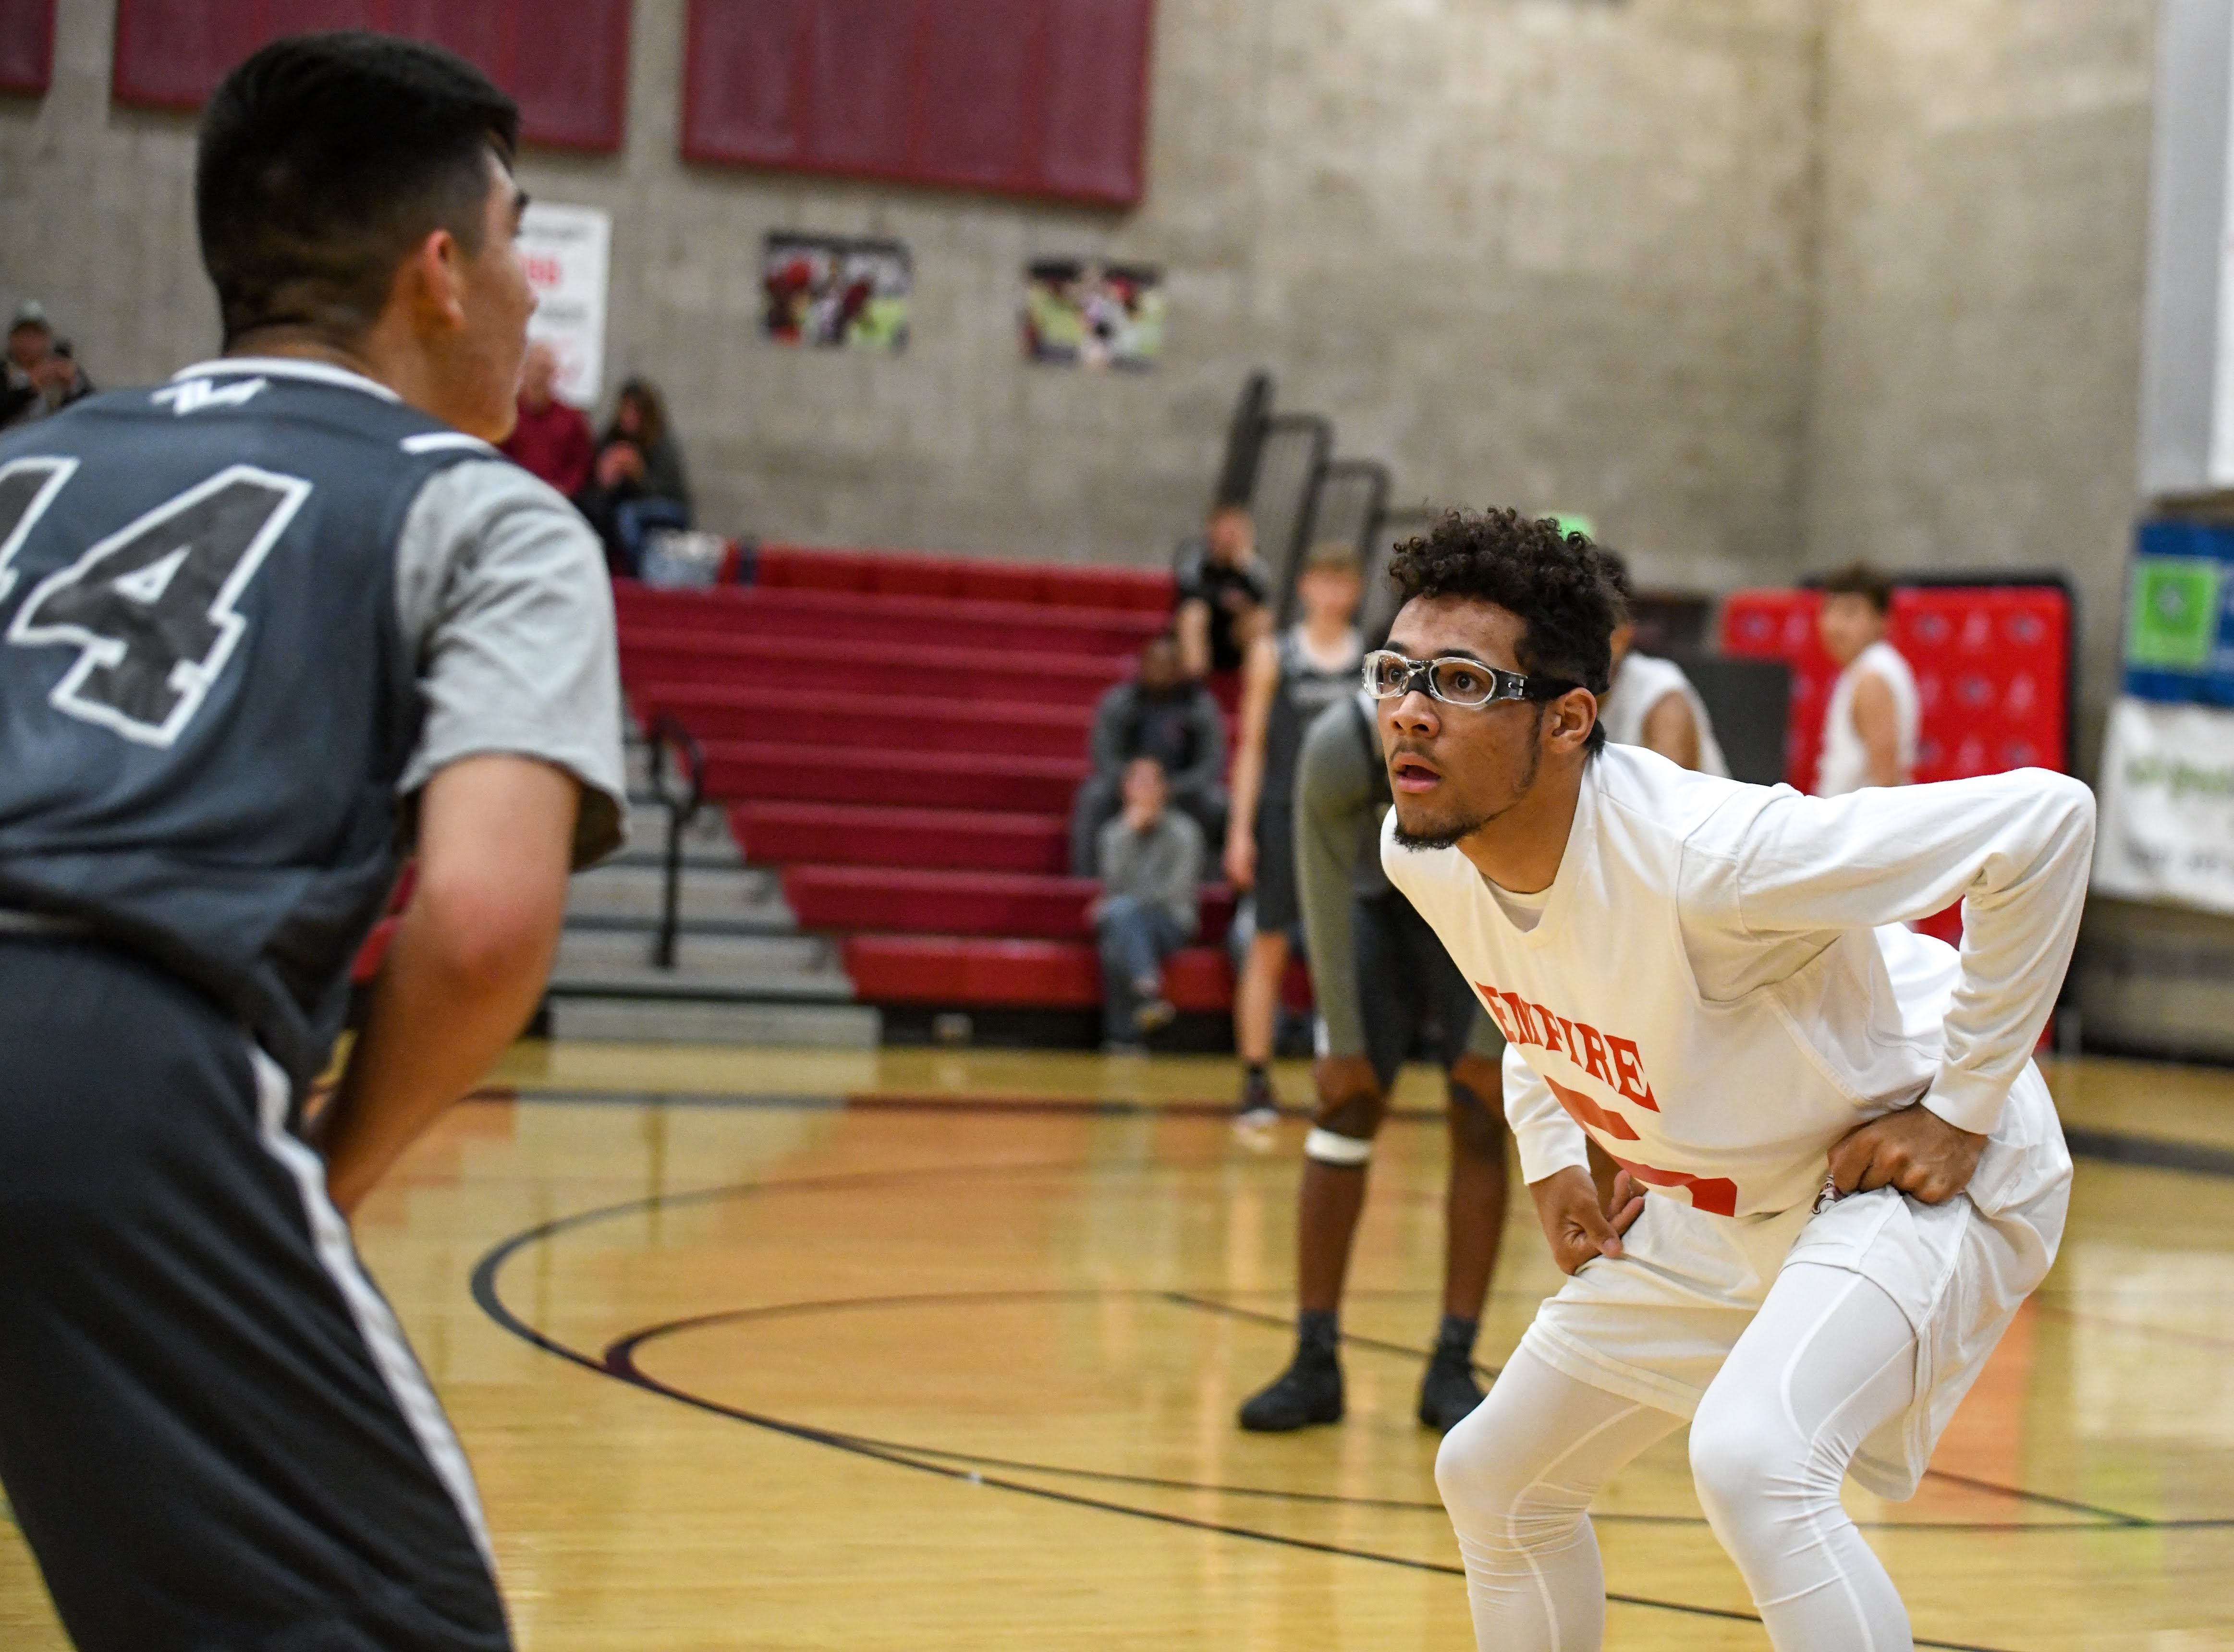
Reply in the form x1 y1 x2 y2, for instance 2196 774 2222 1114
1382 745 2094 1217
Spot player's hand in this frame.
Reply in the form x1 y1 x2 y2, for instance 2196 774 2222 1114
1224 832 1256 890
1530 1165 1645 1276
1312 1054 1380 1112
1827 1105 1986 1206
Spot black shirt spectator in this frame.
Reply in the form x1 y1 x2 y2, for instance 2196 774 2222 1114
575 377 692 576
1174 501 1271 677
2 302 53 429
1070 632 1228 875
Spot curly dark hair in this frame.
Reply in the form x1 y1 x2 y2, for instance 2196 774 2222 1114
1385 508 1618 753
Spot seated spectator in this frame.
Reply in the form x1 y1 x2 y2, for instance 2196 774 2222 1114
1091 757 1203 1051
1174 500 1271 679
1070 631 1228 876
499 342 593 496
36 340 95 416
576 377 692 575
2 302 53 428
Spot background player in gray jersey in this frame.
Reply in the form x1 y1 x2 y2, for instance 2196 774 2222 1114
1236 688 1512 1433
1226 541 1367 1125
0 35 623 1652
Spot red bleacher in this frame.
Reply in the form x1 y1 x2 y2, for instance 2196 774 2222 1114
619 545 1252 1018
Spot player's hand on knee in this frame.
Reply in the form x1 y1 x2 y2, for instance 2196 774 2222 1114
1826 1105 1987 1206
1530 1165 1645 1275
1312 1054 1381 1112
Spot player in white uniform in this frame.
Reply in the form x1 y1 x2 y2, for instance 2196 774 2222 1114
1816 562 1919 793
1366 511 2090 1652
1596 550 1728 776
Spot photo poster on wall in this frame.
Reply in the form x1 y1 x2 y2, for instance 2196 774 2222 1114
518 202 611 408
762 234 912 353
1023 259 1165 370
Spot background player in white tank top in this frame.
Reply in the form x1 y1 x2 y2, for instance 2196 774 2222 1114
1596 549 1728 775
1816 561 1918 793
1365 511 2090 1652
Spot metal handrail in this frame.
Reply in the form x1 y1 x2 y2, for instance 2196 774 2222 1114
644 714 706 971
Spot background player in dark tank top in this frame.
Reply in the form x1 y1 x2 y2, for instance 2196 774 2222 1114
1225 540 1366 1126
0 34 623 1652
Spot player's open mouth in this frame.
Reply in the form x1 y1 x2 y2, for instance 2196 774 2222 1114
1391 755 1442 793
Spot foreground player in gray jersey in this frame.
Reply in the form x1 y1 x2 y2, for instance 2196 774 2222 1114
0 35 623 1652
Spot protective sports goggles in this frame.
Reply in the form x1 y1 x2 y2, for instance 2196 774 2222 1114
1361 649 1581 709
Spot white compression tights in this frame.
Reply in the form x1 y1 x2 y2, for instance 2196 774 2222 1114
1436 1263 1917 1652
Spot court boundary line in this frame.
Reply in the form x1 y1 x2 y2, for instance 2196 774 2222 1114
478 1085 2234 1180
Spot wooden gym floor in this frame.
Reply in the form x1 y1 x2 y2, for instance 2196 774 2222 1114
4 1046 2233 1649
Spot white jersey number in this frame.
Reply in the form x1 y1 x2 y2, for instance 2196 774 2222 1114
4 464 312 748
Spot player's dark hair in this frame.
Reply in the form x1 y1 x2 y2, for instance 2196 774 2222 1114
1385 508 1617 753
1597 547 1635 618
197 32 520 346
1819 561 1893 614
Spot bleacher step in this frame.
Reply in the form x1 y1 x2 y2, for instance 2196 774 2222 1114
564 862 789 932
550 927 841 984
607 802 747 870
545 997 880 1048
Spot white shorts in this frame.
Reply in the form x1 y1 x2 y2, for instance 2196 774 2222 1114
1519 1060 2071 1500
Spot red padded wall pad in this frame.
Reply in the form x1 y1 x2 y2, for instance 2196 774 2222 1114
111 0 632 150
1720 585 2071 790
682 0 1155 207
0 0 54 94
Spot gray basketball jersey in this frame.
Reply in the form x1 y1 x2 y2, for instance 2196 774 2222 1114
0 358 624 1085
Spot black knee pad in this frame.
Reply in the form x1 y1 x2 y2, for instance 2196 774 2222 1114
1446 1078 1506 1158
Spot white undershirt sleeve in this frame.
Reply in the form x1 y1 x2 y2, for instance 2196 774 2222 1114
1686 770 2095 1135
1503 1039 1592 1185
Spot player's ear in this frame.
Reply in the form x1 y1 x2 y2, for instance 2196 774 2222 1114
397 228 470 336
1545 688 1597 753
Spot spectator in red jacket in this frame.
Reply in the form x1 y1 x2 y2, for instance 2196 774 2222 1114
498 342 593 497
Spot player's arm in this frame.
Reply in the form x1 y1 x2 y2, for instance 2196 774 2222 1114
1175 598 1213 680
1699 769 2096 1199
1503 1044 1644 1273
1852 671 1906 787
1640 688 1702 771
317 755 575 1213
1222 630 1280 888
321 460 628 1212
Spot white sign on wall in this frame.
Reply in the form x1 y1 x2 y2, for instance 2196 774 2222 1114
2092 695 2234 915
518 202 611 410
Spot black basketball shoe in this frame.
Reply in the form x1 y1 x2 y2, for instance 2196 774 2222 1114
1238 1346 1344 1432
1416 1349 1486 1432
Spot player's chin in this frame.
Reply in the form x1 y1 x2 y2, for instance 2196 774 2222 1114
1389 800 1471 853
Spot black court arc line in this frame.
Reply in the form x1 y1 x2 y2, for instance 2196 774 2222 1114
594 1289 2172 1538
464 1163 2222 1649
464 1153 2182 1528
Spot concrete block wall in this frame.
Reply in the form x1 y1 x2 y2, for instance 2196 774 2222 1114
2 0 1819 590
1804 0 2156 773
